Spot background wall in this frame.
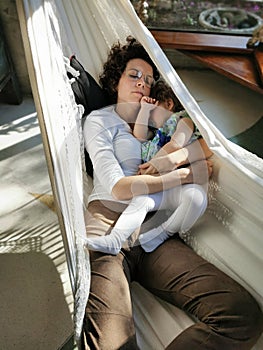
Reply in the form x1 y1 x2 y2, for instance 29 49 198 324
0 0 31 96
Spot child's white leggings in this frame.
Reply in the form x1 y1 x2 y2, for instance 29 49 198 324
86 183 207 254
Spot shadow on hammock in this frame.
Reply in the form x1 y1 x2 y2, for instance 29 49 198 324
229 116 263 158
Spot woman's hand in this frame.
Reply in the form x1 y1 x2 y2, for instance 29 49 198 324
137 161 158 175
138 148 188 175
137 154 178 175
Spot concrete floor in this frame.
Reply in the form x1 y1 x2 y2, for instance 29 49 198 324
0 96 75 350
178 69 263 138
0 69 262 350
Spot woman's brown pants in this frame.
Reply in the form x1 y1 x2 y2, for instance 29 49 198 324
83 200 263 349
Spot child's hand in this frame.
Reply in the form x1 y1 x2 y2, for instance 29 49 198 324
140 96 158 112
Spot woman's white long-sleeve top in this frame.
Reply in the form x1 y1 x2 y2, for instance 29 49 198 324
83 105 142 203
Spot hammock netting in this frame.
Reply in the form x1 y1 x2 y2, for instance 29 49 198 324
17 0 263 348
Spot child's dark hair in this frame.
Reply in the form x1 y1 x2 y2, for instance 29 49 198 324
99 36 160 103
151 80 183 112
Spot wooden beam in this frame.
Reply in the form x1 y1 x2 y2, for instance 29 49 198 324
254 45 263 86
180 51 263 94
151 30 263 94
150 30 253 54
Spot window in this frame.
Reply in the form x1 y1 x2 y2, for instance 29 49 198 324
131 1 263 94
131 1 263 36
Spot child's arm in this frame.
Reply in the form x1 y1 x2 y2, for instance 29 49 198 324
154 117 194 158
171 117 194 148
138 138 213 175
133 96 158 142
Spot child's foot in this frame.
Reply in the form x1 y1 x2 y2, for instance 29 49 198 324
85 235 122 255
139 228 171 252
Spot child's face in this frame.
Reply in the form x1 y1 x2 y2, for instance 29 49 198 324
150 101 172 128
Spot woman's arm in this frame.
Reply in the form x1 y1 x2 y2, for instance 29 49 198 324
112 158 212 201
138 137 213 175
112 167 190 201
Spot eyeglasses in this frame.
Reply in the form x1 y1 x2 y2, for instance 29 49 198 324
125 68 155 88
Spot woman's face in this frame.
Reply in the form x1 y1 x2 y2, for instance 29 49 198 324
116 58 154 104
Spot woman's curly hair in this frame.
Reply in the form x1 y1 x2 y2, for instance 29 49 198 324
99 36 160 103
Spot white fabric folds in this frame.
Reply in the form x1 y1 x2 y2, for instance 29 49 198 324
17 0 263 348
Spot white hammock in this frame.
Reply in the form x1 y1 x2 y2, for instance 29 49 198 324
17 0 263 348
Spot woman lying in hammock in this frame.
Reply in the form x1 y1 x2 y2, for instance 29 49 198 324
83 36 263 349
85 79 208 255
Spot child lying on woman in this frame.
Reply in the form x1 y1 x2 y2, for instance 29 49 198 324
86 79 208 254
